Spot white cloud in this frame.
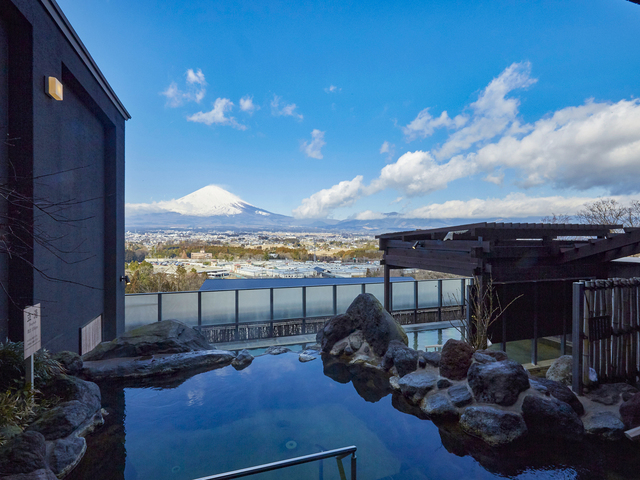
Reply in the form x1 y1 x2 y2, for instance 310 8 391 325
187 98 247 130
294 61 640 218
369 150 475 197
186 68 206 86
324 85 341 93
354 210 386 220
301 129 326 159
239 95 258 114
380 141 396 160
292 176 364 219
161 68 207 107
271 95 303 120
473 99 640 193
402 109 463 142
403 193 623 219
434 62 536 159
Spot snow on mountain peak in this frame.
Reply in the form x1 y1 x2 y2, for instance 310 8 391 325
164 185 255 217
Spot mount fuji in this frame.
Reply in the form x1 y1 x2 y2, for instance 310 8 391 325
126 185 297 229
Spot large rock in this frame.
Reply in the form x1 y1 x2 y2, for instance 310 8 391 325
82 320 211 361
583 412 625 441
619 392 640 429
52 351 83 376
317 294 408 357
546 355 573 386
28 376 102 440
382 341 418 377
46 435 87 477
232 349 254 370
521 395 584 441
460 406 527 446
0 469 58 480
421 393 459 421
587 383 639 406
439 339 474 380
529 377 584 416
397 371 437 400
448 384 473 408
82 349 234 382
467 360 529 406
419 351 440 368
0 431 48 475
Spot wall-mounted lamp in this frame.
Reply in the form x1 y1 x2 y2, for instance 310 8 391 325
412 241 421 250
120 275 131 285
46 76 63 101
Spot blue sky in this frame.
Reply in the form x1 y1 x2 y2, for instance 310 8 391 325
57 0 640 221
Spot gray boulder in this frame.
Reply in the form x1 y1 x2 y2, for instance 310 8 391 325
583 411 625 441
448 384 473 407
318 294 408 357
82 349 235 382
232 349 254 370
265 346 291 355
46 435 86 477
472 352 496 364
476 349 508 361
298 353 316 363
619 392 640 429
521 395 584 441
421 393 459 421
28 376 102 440
467 360 529 406
588 383 639 406
460 406 528 446
439 339 474 380
0 431 48 475
52 351 83 375
546 355 573 386
529 377 584 416
82 320 211 361
419 351 441 367
437 378 452 389
398 371 437 400
382 341 418 377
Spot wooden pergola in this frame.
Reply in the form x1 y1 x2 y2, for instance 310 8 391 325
377 223 640 350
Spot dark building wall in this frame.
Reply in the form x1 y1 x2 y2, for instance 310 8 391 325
0 13 8 341
1 0 127 352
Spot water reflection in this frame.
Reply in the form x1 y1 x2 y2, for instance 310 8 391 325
69 353 640 480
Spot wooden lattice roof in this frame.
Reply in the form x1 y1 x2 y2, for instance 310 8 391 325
377 223 640 282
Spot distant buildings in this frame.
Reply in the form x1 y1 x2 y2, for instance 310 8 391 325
191 249 213 260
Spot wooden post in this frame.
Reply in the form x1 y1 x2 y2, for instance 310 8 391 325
383 264 391 313
531 282 539 366
572 282 585 396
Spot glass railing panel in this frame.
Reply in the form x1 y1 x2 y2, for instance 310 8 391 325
273 287 303 320
201 290 236 325
442 279 464 306
365 283 384 304
336 284 363 314
306 286 334 317
124 294 158 332
418 280 439 308
392 281 415 310
238 289 270 323
161 292 198 327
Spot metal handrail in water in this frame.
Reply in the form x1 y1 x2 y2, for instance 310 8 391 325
192 445 357 480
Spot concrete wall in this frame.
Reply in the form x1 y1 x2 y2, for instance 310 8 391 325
0 0 127 352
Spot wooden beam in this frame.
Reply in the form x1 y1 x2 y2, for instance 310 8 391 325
559 229 640 263
383 254 478 276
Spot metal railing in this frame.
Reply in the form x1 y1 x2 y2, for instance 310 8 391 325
192 446 357 480
125 278 469 335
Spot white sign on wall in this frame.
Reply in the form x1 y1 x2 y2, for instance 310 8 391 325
24 304 41 359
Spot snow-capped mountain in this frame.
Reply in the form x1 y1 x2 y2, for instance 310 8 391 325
158 185 272 217
126 185 292 228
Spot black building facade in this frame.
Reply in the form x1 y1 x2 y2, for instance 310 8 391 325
0 0 129 352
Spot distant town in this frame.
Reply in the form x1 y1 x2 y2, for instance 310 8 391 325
124 229 457 293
